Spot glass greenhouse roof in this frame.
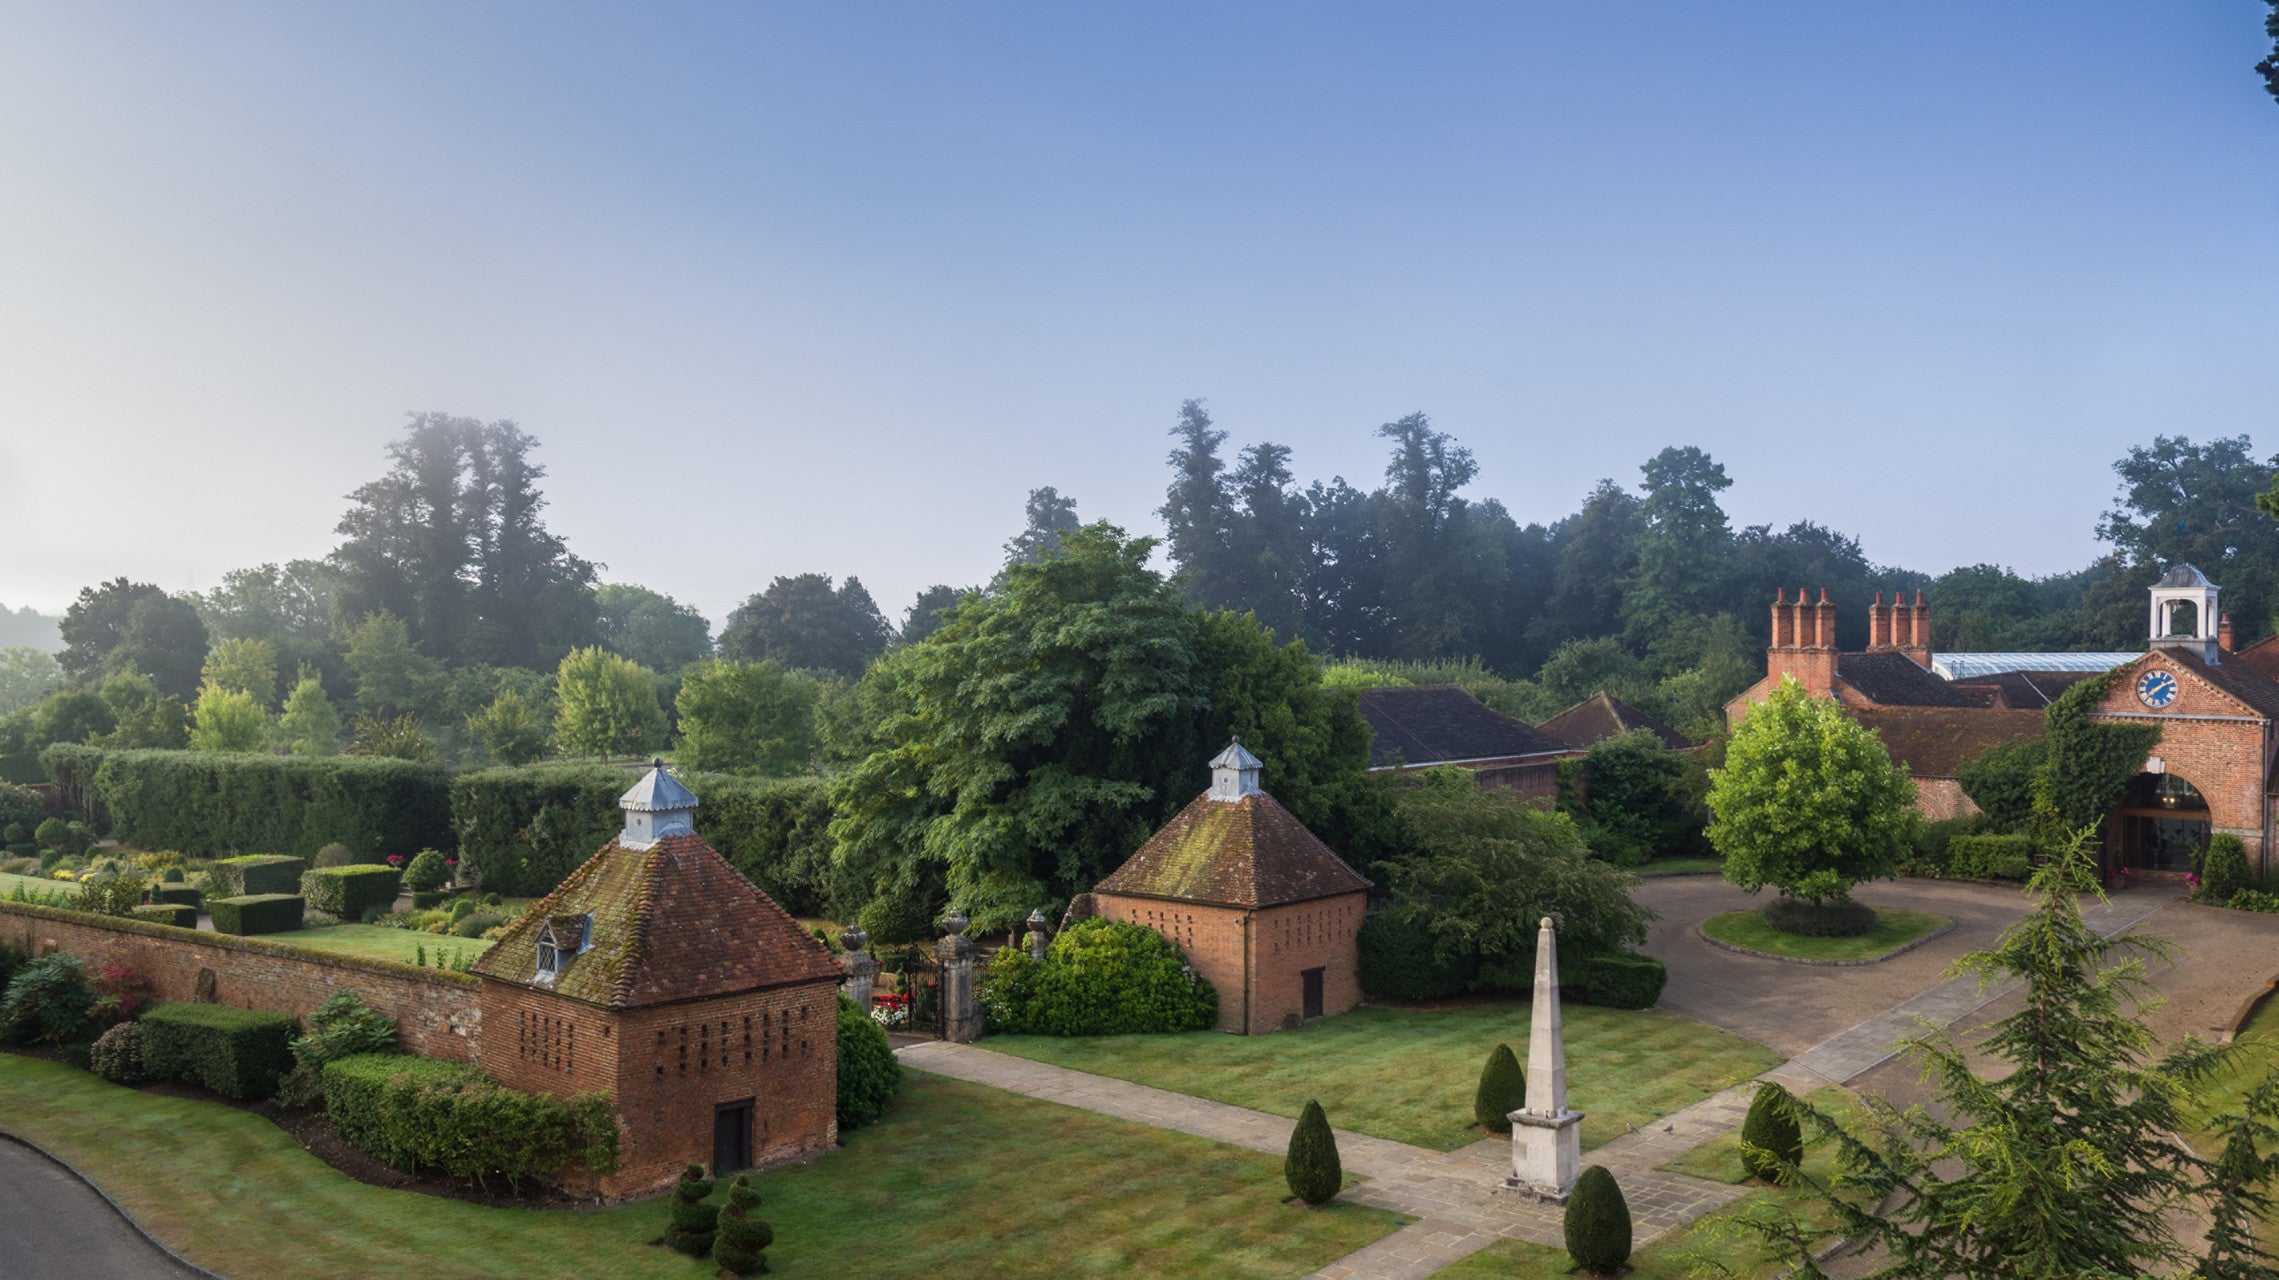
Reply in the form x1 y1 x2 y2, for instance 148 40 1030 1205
1931 652 2141 681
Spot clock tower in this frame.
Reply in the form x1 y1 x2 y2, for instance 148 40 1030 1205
2148 564 2223 664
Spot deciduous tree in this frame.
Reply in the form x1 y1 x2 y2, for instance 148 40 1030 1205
201 638 280 709
1709 677 1913 907
552 646 667 758
593 583 712 672
275 671 342 757
0 647 63 715
188 682 267 752
674 659 818 775
718 574 891 678
466 686 550 766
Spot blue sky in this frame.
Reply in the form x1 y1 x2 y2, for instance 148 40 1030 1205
2 3 2273 627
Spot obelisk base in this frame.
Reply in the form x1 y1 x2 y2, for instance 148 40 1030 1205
1505 1107 1586 1202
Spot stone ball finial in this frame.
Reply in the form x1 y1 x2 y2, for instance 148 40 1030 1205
1540 916 1554 930
841 926 868 952
1025 908 1049 929
652 756 665 768
940 907 969 936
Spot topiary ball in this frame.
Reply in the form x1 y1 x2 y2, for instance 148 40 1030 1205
1473 1042 1526 1132
1284 1099 1343 1206
1740 1082 1804 1183
1563 1164 1632 1275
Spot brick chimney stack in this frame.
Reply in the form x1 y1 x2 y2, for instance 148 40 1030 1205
1767 587 1838 697
1901 589 1932 669
2221 613 2236 653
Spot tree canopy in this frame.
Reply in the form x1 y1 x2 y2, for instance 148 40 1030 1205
1708 678 1914 905
594 583 713 673
719 574 892 679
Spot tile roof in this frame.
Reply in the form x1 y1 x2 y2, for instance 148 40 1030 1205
1836 651 1976 708
1537 692 1694 751
472 833 840 1008
1356 685 1571 769
1094 791 1371 909
2229 634 2279 682
1850 707 2047 779
1948 669 2098 711
2162 650 2279 722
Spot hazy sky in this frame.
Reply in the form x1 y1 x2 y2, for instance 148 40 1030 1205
3 3 2274 627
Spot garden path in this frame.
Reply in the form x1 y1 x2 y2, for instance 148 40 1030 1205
0 1138 206 1279
898 879 2189 1279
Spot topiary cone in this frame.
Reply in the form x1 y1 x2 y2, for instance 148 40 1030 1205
664 1163 719 1257
713 1175 773 1275
1563 1164 1632 1275
1740 1081 1804 1184
1284 1099 1343 1206
1473 1042 1526 1132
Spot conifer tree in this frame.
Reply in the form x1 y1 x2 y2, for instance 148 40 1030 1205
1739 1081 1803 1184
663 1163 718 1257
1473 1042 1526 1132
1563 1165 1632 1276
713 1174 774 1276
1284 1099 1342 1206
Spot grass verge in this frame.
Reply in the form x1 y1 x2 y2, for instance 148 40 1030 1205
1637 857 1723 877
1700 908 1949 962
0 1055 1399 1279
273 923 495 967
988 1003 1783 1152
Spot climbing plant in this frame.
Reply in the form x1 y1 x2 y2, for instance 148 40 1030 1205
2034 673 2160 833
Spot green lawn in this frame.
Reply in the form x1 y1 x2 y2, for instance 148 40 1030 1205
273 923 494 967
0 1054 1400 1279
988 1003 1784 1152
1700 908 1949 962
1636 857 1723 877
0 868 77 901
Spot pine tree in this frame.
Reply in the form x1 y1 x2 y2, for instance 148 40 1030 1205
1739 1081 1802 1184
1473 1042 1526 1132
1562 1164 1632 1276
713 1174 774 1276
1284 1099 1342 1206
663 1163 718 1257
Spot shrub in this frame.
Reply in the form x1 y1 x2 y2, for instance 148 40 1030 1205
1944 834 2037 882
301 865 402 919
1563 1164 1632 1275
40 746 454 863
0 954 92 1044
856 889 938 948
2202 834 2250 904
312 843 357 868
211 854 307 897
978 918 1217 1036
132 903 198 928
278 989 399 1107
322 1053 618 1189
1474 1043 1525 1132
713 1175 773 1276
1740 1081 1804 1183
447 897 477 922
1580 952 1667 1010
2 823 22 844
1761 896 1877 938
402 848 449 893
141 1002 298 1099
152 883 201 909
89 1020 146 1083
209 894 305 935
0 783 42 836
410 891 449 909
161 866 184 883
666 1163 719 1256
837 993 901 1130
1908 816 1979 873
1284 1099 1342 1205
76 869 152 917
1357 906 1471 1000
34 816 75 852
450 911 503 938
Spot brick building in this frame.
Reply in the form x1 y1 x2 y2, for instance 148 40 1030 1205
1727 568 2279 879
1087 741 1371 1035
1538 691 1696 753
1356 685 1573 801
471 762 843 1197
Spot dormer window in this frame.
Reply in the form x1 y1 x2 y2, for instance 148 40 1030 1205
532 912 592 984
535 936 561 980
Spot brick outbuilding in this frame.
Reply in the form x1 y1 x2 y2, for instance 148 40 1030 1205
1089 741 1371 1035
472 761 843 1197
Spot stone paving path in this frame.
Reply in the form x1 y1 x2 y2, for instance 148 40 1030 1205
899 881 2187 1280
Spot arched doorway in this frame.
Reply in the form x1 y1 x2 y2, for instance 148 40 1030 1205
2116 771 2210 872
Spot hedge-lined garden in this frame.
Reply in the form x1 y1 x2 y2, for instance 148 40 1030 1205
44 745 453 862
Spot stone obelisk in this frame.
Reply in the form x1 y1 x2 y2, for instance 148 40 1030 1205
1507 915 1585 1201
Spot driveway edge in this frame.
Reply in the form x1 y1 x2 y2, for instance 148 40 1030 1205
0 1131 222 1279
1695 917 1958 967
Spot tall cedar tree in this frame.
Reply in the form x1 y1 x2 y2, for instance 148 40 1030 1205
1739 837 2274 1280
1159 399 1241 611
1001 486 1082 568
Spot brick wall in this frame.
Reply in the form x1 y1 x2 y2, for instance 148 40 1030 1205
2093 658 2275 870
1473 760 1561 804
591 979 840 1197
0 901 479 1060
1093 891 1365 1036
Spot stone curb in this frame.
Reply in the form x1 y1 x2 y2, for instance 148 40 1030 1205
1694 916 1957 967
0 1131 222 1279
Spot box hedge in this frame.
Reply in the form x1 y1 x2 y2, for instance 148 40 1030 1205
322 1053 618 1189
152 883 202 909
1579 953 1667 1010
301 865 403 919
209 893 305 935
210 855 307 898
130 903 198 928
1945 834 2036 882
41 744 453 861
141 1002 298 1099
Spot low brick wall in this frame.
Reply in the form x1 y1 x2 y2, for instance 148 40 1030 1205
0 901 480 1061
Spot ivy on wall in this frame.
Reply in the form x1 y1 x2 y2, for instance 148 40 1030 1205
2034 672 2162 832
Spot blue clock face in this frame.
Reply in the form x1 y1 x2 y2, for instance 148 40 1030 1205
2137 669 2180 709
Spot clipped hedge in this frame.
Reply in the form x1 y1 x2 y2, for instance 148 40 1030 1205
130 903 198 928
209 894 305 935
42 744 453 861
1579 953 1666 1010
322 1053 618 1189
151 883 202 910
141 1001 298 1099
210 855 307 898
1945 834 2036 882
301 865 403 920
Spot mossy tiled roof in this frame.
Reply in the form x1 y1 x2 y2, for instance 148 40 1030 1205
472 833 839 1007
1093 791 1370 910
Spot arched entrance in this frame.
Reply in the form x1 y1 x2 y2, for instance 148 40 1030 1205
2116 771 2211 872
